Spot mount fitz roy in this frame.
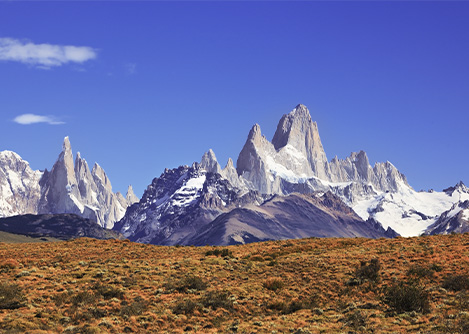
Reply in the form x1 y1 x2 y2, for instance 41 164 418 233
115 104 468 245
1 104 468 244
0 137 137 229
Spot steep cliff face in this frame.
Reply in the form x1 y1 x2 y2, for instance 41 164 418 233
38 137 135 229
272 104 330 180
0 151 42 217
115 145 396 245
236 104 408 200
114 162 267 245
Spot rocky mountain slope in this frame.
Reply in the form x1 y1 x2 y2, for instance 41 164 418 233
0 151 42 217
0 137 137 229
2 104 467 243
116 103 468 243
423 183 469 235
187 192 395 246
114 164 270 245
115 157 394 245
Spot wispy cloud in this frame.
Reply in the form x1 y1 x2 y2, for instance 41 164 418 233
13 114 65 125
125 63 137 75
0 37 97 69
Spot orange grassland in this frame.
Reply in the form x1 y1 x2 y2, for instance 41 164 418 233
0 234 468 333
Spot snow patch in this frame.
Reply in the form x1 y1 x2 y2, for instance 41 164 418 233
266 155 308 183
463 209 469 221
352 181 466 237
171 174 206 207
69 194 84 213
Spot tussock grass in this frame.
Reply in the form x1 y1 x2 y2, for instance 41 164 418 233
0 234 468 332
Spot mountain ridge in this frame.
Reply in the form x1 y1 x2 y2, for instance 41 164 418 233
0 137 137 229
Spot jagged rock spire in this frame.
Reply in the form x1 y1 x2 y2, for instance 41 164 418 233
126 185 139 205
272 104 329 180
38 137 129 229
200 149 222 174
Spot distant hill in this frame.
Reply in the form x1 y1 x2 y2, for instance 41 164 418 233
0 213 124 241
0 230 60 243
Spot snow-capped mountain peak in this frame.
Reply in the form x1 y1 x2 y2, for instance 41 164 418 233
0 151 42 217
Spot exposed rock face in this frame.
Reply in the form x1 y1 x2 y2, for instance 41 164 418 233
114 163 265 245
115 161 394 245
272 104 330 180
424 182 469 235
0 151 42 217
188 192 395 246
236 104 408 202
200 149 222 174
120 103 465 242
125 185 139 205
38 137 133 229
424 200 469 235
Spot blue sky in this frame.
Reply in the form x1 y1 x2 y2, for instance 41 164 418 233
1 1 468 197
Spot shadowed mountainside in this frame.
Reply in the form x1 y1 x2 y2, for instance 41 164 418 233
0 214 123 241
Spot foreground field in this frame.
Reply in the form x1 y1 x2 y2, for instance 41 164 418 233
0 234 468 333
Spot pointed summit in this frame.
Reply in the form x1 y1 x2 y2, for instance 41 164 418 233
225 157 234 169
126 185 139 205
272 104 329 180
63 136 72 152
200 149 221 174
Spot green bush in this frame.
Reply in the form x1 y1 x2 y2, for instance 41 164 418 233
382 281 430 314
0 283 25 309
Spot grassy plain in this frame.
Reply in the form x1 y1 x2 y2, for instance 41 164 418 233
0 234 468 333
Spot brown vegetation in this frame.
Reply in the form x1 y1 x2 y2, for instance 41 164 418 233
0 233 468 333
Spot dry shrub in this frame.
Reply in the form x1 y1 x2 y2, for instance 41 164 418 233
382 281 430 314
268 294 319 314
407 265 435 279
71 291 97 307
202 290 233 310
205 248 233 258
165 274 208 293
443 274 469 292
0 259 20 270
355 258 380 283
172 298 200 315
0 282 25 309
263 278 284 291
345 310 368 330
120 297 148 316
93 283 124 300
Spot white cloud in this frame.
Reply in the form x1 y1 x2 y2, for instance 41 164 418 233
0 37 97 69
13 114 65 125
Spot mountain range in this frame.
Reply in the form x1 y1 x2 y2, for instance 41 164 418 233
0 137 137 229
1 104 468 245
